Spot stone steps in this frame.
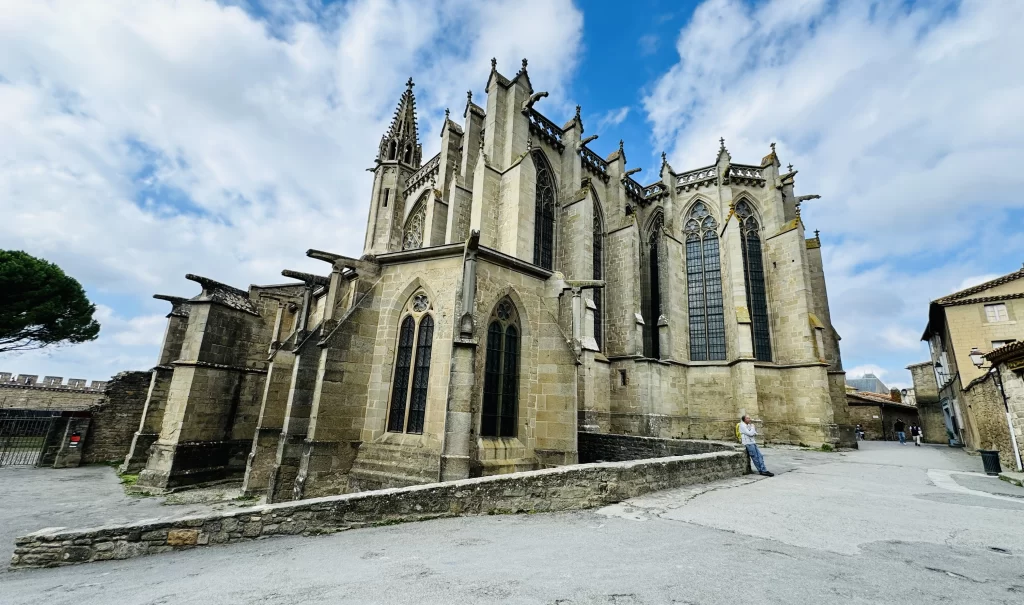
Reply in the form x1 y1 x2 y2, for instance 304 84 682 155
347 442 440 492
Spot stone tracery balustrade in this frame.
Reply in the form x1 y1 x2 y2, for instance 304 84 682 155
675 165 717 192
729 164 766 184
643 182 666 200
578 145 610 182
623 176 643 202
404 152 440 195
526 108 565 153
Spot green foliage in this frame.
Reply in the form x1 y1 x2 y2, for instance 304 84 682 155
119 474 139 487
0 250 100 353
820 443 834 452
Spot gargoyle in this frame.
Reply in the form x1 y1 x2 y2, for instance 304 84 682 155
521 91 548 112
795 194 821 202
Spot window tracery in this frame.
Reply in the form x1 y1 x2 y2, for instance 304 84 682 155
642 213 663 358
482 299 520 437
533 152 555 270
736 200 772 361
387 291 434 434
403 202 426 250
684 202 726 361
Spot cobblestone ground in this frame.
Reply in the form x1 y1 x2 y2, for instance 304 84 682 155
2 442 1023 604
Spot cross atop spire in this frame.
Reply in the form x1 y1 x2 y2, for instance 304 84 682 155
719 137 726 151
406 77 414 90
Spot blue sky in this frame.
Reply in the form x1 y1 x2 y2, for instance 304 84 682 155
2 0 1023 390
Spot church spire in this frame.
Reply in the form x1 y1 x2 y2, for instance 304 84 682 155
377 77 422 166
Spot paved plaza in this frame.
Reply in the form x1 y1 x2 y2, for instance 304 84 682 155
1 442 1023 605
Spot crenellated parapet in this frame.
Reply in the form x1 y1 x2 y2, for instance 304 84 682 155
0 372 108 391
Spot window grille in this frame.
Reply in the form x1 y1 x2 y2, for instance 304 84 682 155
684 202 726 361
736 201 772 361
533 153 556 270
387 292 434 434
481 300 520 437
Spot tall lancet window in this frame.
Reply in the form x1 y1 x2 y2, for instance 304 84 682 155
592 207 604 350
641 214 664 359
482 299 520 437
684 202 727 361
532 152 556 270
736 200 772 362
387 292 434 434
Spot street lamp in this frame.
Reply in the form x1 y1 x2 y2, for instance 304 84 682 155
970 347 1023 472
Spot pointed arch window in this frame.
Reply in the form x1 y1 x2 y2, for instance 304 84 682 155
403 200 426 250
482 299 520 437
684 202 726 361
533 152 555 270
592 206 604 350
387 292 434 434
641 214 663 358
736 201 772 362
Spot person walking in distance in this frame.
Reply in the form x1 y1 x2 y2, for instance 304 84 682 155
894 418 906 445
910 424 922 446
739 415 774 477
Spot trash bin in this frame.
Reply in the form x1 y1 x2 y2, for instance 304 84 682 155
979 450 1002 476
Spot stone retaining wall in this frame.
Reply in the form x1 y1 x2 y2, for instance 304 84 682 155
10 450 745 569
577 432 740 463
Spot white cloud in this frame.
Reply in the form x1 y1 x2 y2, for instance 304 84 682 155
0 0 584 380
644 0 1024 385
596 106 631 130
846 365 888 380
957 274 1001 291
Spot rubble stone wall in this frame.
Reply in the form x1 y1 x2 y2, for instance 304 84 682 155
11 450 745 569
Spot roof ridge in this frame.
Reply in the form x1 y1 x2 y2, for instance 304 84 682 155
934 266 1024 304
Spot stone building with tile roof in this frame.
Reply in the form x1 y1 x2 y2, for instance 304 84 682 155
123 61 852 499
921 266 1024 457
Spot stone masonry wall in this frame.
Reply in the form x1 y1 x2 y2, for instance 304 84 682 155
577 432 743 463
0 382 104 411
10 449 745 569
963 374 1016 467
82 371 151 464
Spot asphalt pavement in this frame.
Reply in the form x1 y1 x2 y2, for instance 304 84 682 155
1 441 1022 605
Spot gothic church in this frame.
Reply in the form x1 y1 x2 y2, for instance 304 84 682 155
123 60 852 501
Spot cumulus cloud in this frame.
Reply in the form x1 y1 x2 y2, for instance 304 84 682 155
0 0 584 380
644 0 1024 384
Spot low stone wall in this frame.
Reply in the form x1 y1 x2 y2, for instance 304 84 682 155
10 450 745 569
577 432 741 463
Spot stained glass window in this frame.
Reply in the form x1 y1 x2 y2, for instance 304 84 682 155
642 215 663 358
593 208 604 350
482 300 520 437
533 153 555 270
736 201 772 362
683 203 726 361
387 315 415 432
387 292 434 433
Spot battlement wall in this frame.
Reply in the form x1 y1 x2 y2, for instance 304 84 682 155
0 372 109 411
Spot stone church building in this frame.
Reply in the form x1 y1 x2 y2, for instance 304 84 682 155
124 60 851 501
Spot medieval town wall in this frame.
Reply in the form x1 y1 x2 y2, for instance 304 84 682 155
0 378 105 411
